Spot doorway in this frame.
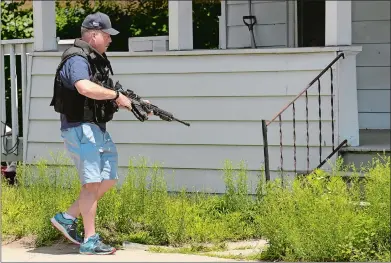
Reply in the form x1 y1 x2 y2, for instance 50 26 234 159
297 0 325 47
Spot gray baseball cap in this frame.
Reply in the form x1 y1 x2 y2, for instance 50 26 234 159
82 12 119 35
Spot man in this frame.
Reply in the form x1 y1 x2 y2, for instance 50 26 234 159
49 12 134 255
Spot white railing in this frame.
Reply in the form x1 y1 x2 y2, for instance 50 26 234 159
0 38 34 163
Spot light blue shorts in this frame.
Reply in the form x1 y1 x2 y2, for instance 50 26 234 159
61 123 119 185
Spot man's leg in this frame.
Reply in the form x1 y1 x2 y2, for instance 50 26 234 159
78 125 117 255
78 178 116 255
50 125 87 245
66 126 119 218
68 129 119 220
78 182 100 239
50 123 116 254
65 179 117 219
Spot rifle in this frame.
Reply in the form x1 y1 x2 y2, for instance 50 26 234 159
112 81 190 127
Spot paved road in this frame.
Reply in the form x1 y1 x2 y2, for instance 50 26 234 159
2 243 237 262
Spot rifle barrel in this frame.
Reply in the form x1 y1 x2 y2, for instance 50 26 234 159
175 118 191 126
120 88 190 126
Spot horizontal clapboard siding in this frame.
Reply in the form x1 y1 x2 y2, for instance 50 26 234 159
31 52 338 74
226 0 287 48
224 0 390 128
28 120 335 146
352 1 391 129
25 49 341 192
31 71 333 98
26 142 332 172
29 97 334 121
359 113 391 130
357 90 390 113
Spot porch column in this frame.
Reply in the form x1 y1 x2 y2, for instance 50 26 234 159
336 49 360 147
325 1 352 46
168 0 193 50
325 2 359 146
33 0 57 51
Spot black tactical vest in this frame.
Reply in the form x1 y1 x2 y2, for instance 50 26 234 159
50 38 118 123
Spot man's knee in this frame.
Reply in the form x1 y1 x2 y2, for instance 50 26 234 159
83 182 100 193
103 179 118 187
97 179 117 196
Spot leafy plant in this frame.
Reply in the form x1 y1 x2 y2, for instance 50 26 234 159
1 1 34 40
2 154 390 262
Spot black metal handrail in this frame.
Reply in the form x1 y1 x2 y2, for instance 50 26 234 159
261 52 346 181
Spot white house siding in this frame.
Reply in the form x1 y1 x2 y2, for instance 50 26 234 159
25 48 350 193
224 0 288 49
352 1 390 129
222 1 390 129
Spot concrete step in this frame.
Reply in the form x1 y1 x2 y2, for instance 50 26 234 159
339 150 390 169
339 129 390 169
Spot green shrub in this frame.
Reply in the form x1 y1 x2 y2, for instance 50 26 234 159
2 154 390 262
54 0 221 51
255 155 390 262
2 155 259 247
0 1 33 40
1 157 81 246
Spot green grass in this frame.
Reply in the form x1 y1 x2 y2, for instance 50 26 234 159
2 154 390 262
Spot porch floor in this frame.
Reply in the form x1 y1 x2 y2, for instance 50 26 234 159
339 129 390 169
342 129 391 152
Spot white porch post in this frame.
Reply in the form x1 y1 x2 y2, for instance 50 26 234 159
33 0 57 51
325 1 352 46
218 0 227 49
325 2 359 146
336 50 360 147
168 0 193 50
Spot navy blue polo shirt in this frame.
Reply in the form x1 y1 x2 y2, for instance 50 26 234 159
59 55 106 131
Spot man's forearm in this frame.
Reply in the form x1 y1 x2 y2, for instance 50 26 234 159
75 79 117 100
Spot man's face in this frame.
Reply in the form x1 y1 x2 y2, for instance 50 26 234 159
89 30 112 54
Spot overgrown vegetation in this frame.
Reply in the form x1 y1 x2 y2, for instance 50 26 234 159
2 154 390 262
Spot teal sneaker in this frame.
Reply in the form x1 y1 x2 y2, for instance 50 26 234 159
79 233 116 255
50 212 83 245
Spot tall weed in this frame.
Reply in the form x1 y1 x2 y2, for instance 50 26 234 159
2 154 80 246
255 155 390 262
2 153 390 262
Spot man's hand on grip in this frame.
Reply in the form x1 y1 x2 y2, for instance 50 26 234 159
142 99 154 116
116 93 132 111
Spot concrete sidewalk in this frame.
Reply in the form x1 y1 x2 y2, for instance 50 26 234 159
1 243 239 262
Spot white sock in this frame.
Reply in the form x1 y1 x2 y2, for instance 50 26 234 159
84 235 92 243
84 234 97 243
62 212 76 221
